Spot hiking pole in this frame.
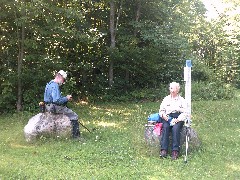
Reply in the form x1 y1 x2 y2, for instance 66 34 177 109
79 121 91 133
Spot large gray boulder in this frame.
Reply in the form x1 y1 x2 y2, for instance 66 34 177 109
144 122 201 155
24 112 72 142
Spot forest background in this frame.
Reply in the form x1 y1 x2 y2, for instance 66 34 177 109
0 0 239 113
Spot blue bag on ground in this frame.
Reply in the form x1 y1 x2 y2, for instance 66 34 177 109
147 113 160 122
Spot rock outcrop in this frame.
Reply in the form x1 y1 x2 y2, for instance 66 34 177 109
24 112 72 142
144 123 201 154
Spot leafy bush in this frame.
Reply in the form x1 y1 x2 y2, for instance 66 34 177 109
0 81 16 113
191 81 235 101
192 61 216 82
183 60 236 101
90 80 236 103
129 87 169 102
91 85 170 103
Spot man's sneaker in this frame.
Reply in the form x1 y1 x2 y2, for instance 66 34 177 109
171 150 179 160
160 149 167 158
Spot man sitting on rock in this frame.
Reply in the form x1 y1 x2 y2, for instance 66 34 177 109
44 70 80 139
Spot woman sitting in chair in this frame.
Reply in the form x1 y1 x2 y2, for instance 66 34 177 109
159 82 187 160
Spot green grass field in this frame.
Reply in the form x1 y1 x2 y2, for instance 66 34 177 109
0 98 240 179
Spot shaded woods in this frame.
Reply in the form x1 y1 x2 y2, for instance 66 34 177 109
0 0 239 112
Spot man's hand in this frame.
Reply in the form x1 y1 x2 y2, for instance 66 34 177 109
67 95 72 101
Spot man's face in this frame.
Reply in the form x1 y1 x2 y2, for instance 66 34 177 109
58 75 65 86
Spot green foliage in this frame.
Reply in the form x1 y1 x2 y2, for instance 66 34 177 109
129 87 169 102
189 60 236 101
90 78 236 103
192 81 235 101
88 79 236 103
61 77 78 96
0 81 16 113
192 60 216 82
190 4 240 86
0 0 239 113
87 84 170 103
0 99 240 179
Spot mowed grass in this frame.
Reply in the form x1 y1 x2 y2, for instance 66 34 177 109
0 98 240 179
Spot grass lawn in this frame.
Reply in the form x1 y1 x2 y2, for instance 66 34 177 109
0 97 240 179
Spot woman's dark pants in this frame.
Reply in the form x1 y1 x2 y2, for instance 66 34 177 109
161 120 184 152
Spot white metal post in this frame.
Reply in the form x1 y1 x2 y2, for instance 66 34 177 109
184 60 192 122
184 60 192 163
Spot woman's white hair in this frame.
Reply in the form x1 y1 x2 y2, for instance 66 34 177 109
169 82 180 92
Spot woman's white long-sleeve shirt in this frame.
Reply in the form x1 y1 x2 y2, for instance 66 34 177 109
159 94 187 121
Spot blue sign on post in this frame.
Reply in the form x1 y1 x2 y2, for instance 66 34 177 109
186 60 192 67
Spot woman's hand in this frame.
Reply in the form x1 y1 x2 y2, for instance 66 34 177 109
162 114 169 121
171 118 179 124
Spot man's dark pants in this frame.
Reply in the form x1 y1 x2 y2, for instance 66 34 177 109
71 120 80 138
46 104 80 138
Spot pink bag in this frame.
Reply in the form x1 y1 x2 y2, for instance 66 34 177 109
153 123 163 136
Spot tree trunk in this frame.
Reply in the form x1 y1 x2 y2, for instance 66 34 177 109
134 0 141 37
124 69 130 92
124 0 141 87
17 17 25 111
109 1 115 87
